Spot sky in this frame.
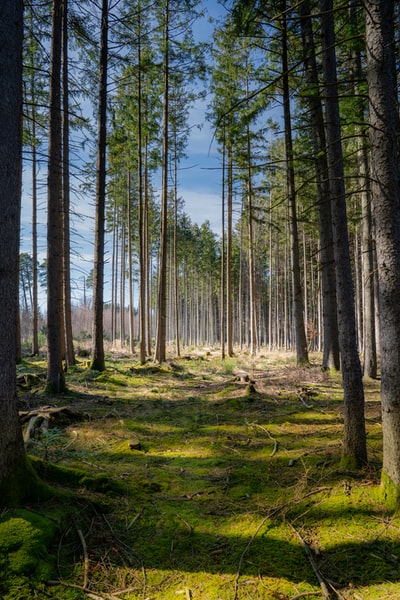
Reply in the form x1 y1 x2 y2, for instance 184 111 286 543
20 0 231 309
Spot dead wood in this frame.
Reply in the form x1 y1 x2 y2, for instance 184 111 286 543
248 422 281 455
19 405 87 427
289 524 331 599
297 390 313 409
128 436 141 450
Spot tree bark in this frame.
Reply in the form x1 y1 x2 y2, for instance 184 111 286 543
366 0 400 501
47 0 66 392
320 0 367 466
299 0 339 370
91 0 109 371
282 0 309 365
155 0 170 363
226 143 234 356
62 0 75 368
0 0 25 485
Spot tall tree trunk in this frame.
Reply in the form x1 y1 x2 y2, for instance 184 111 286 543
91 0 108 371
62 0 75 368
111 199 118 344
320 0 367 466
46 0 66 392
31 99 39 356
120 217 126 347
359 139 377 378
282 0 309 365
366 0 400 502
127 172 134 354
155 0 169 363
226 143 234 356
221 133 226 359
173 134 180 357
0 0 25 488
299 0 340 370
26 2 40 357
138 30 147 364
348 0 377 378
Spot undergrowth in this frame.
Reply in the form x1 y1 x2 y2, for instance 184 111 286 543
1 350 396 599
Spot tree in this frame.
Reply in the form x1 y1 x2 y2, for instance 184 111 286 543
62 0 76 368
299 0 340 370
281 0 308 365
0 0 26 495
365 0 400 503
91 0 109 371
154 0 170 363
46 0 66 393
320 0 367 466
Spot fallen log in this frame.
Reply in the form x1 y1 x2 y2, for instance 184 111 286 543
19 406 87 442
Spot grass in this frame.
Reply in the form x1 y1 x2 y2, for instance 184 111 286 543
2 350 397 599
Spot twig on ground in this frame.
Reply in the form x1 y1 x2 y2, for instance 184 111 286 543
175 513 193 532
63 429 78 450
77 528 90 590
291 593 322 599
47 580 113 600
247 421 282 455
297 392 313 409
233 487 331 599
288 524 331 600
233 506 284 600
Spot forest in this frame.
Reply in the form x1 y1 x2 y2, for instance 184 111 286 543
1 0 400 598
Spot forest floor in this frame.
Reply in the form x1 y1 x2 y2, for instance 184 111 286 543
2 349 399 600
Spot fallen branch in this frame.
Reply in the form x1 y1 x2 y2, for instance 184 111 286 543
47 580 113 600
247 421 281 455
77 528 90 590
297 391 313 409
289 524 331 600
233 488 331 600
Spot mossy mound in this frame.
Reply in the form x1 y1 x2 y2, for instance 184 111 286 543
0 509 58 599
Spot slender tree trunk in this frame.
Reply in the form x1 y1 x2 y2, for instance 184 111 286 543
173 135 180 357
320 0 367 466
0 0 25 488
138 31 146 364
282 1 308 365
359 140 377 378
268 195 273 350
62 0 75 367
299 0 340 370
348 0 377 378
155 0 169 363
120 218 126 347
111 196 118 344
91 0 108 371
366 0 400 501
127 172 134 354
221 134 226 359
31 102 39 356
226 143 234 356
46 0 66 392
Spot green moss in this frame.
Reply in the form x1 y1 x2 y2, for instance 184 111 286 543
0 510 58 598
0 455 54 507
31 457 126 496
339 454 363 471
380 470 400 511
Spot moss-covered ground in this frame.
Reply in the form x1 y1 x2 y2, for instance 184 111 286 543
2 350 397 599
